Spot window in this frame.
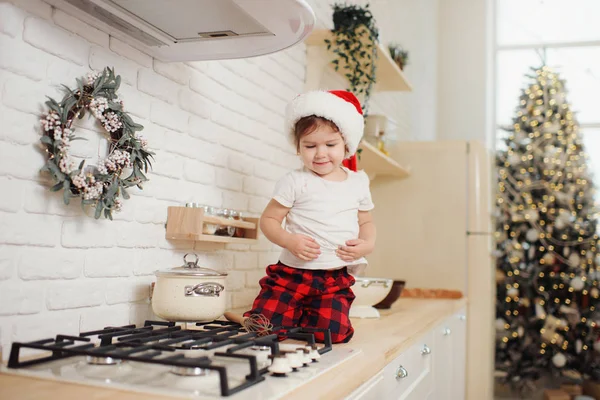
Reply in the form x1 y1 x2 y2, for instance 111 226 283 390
495 0 600 152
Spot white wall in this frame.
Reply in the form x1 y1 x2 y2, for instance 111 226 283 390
0 0 437 356
371 0 439 142
436 0 494 147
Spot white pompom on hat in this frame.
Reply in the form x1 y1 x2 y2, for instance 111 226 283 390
284 90 364 156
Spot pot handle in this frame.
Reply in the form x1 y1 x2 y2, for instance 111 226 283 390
185 282 225 297
183 253 224 275
183 253 201 268
360 279 390 288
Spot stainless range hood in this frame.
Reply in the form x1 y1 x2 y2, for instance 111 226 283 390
45 0 316 61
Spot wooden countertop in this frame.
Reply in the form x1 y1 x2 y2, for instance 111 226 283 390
0 298 466 400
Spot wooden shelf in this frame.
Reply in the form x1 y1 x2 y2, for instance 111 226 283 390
166 233 258 244
304 29 412 92
358 141 410 180
166 207 259 244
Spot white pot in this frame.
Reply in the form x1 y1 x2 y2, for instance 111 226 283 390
152 253 227 322
350 277 393 318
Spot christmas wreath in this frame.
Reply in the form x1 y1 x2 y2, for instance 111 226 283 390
40 67 153 220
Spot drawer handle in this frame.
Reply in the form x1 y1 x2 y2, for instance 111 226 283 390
459 315 466 321
443 328 452 336
395 365 408 380
421 345 431 355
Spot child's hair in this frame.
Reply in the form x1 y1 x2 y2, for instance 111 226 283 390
293 115 342 151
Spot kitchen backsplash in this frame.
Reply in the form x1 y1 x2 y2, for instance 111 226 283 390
0 0 433 358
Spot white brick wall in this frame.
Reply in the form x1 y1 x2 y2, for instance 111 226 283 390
0 0 430 359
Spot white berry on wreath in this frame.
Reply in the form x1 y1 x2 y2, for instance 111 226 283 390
39 67 154 220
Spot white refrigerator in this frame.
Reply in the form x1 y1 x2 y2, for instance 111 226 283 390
365 140 495 400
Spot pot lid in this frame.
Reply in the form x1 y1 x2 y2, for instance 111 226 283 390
155 253 228 277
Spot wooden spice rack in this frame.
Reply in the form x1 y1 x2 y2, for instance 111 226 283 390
165 206 259 244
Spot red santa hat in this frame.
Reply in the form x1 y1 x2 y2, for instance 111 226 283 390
284 90 364 156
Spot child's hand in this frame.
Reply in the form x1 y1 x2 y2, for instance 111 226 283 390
285 234 321 261
336 239 374 262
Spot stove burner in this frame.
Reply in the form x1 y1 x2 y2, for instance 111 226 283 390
171 366 210 377
7 320 332 397
85 356 123 365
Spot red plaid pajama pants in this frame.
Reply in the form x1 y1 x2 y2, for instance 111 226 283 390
243 262 356 343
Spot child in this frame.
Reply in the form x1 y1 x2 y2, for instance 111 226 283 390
240 90 376 343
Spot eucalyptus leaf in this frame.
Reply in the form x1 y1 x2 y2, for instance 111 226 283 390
121 185 130 199
106 180 119 198
61 84 76 97
45 98 60 113
94 200 103 219
63 180 71 205
47 162 65 180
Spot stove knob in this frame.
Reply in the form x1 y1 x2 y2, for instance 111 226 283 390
308 346 321 361
253 350 270 364
268 355 292 375
298 349 311 365
285 351 303 369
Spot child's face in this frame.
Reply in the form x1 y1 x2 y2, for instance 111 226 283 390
298 124 346 177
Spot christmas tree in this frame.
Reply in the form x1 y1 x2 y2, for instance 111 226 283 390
495 65 600 392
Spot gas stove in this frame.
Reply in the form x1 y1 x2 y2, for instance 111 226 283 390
2 320 358 399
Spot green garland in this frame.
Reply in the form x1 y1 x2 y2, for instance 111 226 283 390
40 67 154 220
325 3 379 114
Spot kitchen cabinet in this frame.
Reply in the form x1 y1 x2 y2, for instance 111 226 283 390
367 141 495 399
346 307 467 400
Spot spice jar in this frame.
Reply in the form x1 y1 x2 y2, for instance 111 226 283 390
214 209 226 236
215 209 235 236
224 209 236 237
202 206 218 235
232 210 246 238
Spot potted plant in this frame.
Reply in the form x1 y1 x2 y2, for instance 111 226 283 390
324 3 379 114
388 43 409 70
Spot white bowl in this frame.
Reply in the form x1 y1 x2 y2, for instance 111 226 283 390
350 277 393 318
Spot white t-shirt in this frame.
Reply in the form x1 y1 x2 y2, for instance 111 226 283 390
272 166 374 272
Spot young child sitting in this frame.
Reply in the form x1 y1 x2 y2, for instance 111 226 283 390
231 90 376 343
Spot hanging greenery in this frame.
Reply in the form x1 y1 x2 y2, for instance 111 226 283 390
388 42 409 70
324 3 379 114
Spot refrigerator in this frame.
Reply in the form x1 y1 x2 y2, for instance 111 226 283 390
365 140 495 400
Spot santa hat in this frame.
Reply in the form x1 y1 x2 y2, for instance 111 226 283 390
284 90 364 156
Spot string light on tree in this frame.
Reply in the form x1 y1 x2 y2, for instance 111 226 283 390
494 65 600 392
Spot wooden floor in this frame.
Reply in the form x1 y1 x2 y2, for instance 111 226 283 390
494 377 550 400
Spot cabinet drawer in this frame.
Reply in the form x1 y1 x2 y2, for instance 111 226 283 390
345 371 387 400
382 330 434 399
